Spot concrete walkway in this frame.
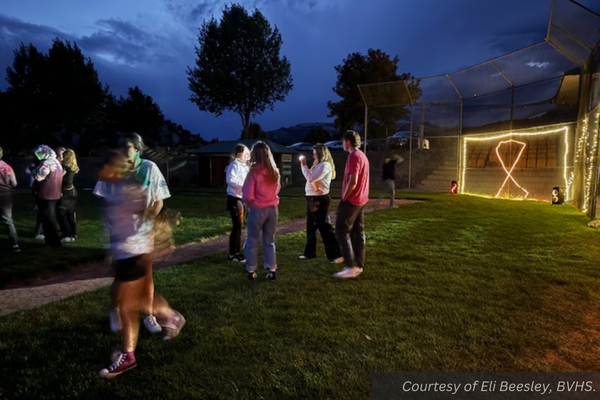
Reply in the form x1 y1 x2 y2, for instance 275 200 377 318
0 199 417 316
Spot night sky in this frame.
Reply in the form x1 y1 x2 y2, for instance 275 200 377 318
1 0 598 141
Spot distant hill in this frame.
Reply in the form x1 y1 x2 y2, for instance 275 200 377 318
267 122 338 145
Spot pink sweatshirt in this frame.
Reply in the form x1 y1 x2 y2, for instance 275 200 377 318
242 165 280 209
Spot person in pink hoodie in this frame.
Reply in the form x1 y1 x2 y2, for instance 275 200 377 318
242 141 281 280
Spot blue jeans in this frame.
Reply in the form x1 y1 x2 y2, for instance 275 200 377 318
245 206 278 273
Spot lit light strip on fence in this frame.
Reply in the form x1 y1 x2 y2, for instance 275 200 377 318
461 126 570 200
495 140 528 198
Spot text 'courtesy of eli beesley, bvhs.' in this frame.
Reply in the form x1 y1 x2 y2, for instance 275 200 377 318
371 372 600 400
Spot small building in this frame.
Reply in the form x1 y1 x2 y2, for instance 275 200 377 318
188 139 295 187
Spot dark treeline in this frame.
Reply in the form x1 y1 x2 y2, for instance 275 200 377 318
0 38 205 157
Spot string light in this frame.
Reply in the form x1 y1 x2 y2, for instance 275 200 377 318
582 113 600 213
461 126 570 201
495 140 529 198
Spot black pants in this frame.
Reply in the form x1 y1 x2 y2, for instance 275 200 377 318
36 199 61 247
335 200 366 269
304 195 340 260
227 195 245 256
58 194 77 238
0 195 19 247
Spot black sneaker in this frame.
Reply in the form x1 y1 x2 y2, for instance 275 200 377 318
248 272 257 280
266 271 276 281
12 245 21 253
235 254 246 263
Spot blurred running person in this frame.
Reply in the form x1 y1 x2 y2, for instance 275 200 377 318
225 144 250 262
242 141 281 280
94 133 183 379
299 144 342 263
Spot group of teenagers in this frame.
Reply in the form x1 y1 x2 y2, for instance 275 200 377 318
0 144 79 253
95 129 371 379
225 129 370 280
3 129 371 379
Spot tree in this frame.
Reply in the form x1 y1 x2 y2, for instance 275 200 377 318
246 122 267 140
327 49 420 139
112 86 166 146
4 39 110 149
306 126 330 143
187 3 293 138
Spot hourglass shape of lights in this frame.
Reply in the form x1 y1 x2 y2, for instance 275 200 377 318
495 139 529 199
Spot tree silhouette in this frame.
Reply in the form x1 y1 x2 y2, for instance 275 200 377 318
327 49 420 139
187 3 293 138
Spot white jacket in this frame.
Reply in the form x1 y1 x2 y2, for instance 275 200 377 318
301 162 332 196
226 158 250 198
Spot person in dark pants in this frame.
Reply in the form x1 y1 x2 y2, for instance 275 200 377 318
382 155 403 208
333 131 370 279
225 144 250 262
0 146 20 252
56 147 79 242
299 143 343 263
32 145 63 247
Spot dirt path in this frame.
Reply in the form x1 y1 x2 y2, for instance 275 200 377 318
0 199 417 316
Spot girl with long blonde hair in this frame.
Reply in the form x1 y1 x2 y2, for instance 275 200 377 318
299 143 342 263
242 141 281 280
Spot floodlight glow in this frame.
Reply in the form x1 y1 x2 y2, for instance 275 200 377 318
461 126 571 201
494 140 528 199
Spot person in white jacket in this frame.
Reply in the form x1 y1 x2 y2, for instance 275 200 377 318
299 143 343 263
225 144 250 262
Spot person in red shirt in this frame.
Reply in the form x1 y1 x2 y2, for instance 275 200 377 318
334 131 370 278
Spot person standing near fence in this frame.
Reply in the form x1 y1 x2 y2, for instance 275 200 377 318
382 155 402 208
242 141 281 280
334 130 370 279
299 143 343 263
56 147 79 242
0 146 21 253
32 145 63 248
225 144 250 263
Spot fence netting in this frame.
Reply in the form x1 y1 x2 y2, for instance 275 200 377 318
358 0 600 209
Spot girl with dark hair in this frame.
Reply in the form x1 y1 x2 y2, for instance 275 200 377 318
242 142 281 280
299 144 343 263
225 144 250 262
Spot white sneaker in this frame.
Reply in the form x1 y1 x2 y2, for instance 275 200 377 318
330 257 344 264
34 234 45 240
109 309 122 333
143 315 162 333
61 236 75 242
333 266 363 279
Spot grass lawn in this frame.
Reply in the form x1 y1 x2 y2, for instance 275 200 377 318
1 193 600 399
0 189 308 285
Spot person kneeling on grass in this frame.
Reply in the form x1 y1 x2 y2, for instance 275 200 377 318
94 135 185 379
242 141 281 281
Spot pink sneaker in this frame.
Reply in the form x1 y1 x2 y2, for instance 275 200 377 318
159 310 186 341
99 351 137 379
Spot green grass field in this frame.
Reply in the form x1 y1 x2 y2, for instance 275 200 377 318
1 193 600 399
